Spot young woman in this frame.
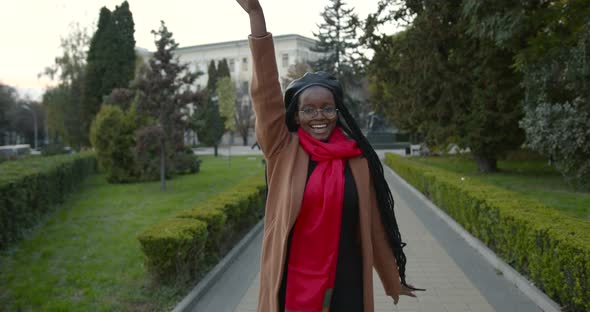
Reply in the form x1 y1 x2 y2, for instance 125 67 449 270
234 1 421 311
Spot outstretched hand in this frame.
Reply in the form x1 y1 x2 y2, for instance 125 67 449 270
235 0 262 14
392 284 419 305
234 0 267 37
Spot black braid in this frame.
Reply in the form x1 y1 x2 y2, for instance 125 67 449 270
336 105 414 289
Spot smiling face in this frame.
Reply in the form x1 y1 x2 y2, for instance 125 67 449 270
294 86 338 142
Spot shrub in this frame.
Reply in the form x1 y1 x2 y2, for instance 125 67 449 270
520 100 590 190
0 152 97 249
173 147 201 175
41 143 69 156
520 21 590 190
137 218 208 284
134 125 167 181
137 175 266 283
176 209 226 265
90 105 139 183
385 153 590 311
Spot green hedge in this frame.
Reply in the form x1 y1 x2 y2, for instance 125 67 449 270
0 152 97 249
385 153 590 311
137 175 266 284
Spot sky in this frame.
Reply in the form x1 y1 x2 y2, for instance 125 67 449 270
0 0 395 101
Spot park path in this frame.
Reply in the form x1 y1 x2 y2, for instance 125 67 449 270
191 155 544 312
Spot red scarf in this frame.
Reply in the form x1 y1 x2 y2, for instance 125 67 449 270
285 127 362 312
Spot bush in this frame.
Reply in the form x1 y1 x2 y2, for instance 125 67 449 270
385 153 590 311
0 152 97 249
134 125 167 181
90 105 139 183
137 218 208 284
520 21 590 190
173 147 201 175
41 143 69 156
520 100 590 190
137 175 266 284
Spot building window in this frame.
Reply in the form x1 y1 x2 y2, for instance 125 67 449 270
242 81 249 92
242 57 248 71
282 53 289 67
229 58 235 71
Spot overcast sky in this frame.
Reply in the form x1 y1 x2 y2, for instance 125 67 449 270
0 0 397 101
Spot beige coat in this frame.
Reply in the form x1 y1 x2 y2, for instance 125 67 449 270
249 33 402 312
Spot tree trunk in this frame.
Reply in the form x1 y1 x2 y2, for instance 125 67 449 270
160 138 166 191
474 155 498 173
214 144 218 157
242 134 248 146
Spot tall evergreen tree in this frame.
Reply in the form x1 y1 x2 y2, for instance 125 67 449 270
191 60 226 156
366 0 524 172
312 0 363 76
312 0 369 125
82 1 136 145
136 21 201 190
82 7 111 143
217 58 231 78
206 60 218 92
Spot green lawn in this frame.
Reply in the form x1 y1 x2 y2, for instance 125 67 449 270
409 156 590 219
0 155 265 311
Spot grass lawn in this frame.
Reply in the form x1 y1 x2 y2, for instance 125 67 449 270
0 155 265 311
409 156 590 220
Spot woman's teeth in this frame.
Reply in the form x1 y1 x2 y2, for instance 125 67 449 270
311 124 327 129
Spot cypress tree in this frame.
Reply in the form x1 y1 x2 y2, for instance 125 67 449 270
82 1 135 146
217 59 231 79
192 60 225 156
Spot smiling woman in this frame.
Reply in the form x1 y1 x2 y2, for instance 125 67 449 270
234 0 422 311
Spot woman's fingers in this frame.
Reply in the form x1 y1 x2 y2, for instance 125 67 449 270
235 0 262 14
235 0 248 12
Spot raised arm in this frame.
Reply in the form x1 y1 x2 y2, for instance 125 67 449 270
236 0 291 158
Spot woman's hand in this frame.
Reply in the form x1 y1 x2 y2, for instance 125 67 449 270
235 0 262 14
235 0 267 37
392 284 418 305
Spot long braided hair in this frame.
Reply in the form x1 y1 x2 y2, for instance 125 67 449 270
283 72 415 289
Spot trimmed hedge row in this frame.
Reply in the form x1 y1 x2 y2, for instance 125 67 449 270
385 153 590 312
137 175 266 284
0 152 97 249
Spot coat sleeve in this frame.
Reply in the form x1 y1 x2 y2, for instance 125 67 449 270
371 187 403 297
248 33 291 159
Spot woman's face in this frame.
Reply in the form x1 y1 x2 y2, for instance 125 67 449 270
294 86 338 142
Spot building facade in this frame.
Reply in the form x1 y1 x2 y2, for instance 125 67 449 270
171 34 324 145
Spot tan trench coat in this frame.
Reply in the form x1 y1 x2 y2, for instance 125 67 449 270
249 33 402 312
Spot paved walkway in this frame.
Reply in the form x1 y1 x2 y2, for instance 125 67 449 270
192 160 544 312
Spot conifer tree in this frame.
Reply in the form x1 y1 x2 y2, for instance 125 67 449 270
192 60 225 156
312 0 368 125
217 59 231 79
136 21 200 190
82 1 136 145
312 0 363 77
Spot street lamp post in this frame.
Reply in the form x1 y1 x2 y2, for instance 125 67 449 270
22 105 38 150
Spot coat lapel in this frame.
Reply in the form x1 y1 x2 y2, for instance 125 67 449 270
286 138 309 234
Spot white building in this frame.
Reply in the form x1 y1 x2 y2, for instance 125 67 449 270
174 34 323 93
172 34 324 145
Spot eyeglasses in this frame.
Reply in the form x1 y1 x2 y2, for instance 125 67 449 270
298 106 339 119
